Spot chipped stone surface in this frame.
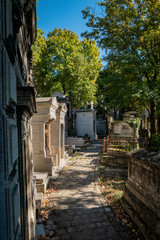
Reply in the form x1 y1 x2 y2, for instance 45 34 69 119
129 148 160 165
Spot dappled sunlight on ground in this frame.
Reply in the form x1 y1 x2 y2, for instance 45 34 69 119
37 141 144 240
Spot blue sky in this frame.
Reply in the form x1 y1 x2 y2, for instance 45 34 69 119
37 0 105 64
37 0 97 39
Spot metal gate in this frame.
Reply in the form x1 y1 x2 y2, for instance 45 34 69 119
103 135 138 156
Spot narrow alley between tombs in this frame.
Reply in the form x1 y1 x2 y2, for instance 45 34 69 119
37 141 143 240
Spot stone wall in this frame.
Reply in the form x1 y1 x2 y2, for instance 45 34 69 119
121 149 160 240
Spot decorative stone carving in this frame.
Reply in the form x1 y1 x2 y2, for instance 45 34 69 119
17 87 36 116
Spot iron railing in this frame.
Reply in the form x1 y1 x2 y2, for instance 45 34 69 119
103 135 138 156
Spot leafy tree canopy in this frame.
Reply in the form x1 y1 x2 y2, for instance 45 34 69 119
32 28 102 110
82 0 160 133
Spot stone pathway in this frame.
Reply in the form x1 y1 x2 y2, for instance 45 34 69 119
42 141 136 240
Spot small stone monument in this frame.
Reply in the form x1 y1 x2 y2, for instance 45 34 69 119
111 111 137 138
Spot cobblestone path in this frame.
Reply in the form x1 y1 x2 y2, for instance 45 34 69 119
43 141 132 240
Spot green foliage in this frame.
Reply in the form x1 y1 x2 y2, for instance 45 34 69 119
149 134 160 153
32 28 102 110
82 0 160 133
125 118 141 138
125 118 141 130
32 29 46 64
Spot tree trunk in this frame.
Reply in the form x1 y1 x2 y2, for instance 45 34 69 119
62 86 66 95
157 116 160 134
150 101 156 135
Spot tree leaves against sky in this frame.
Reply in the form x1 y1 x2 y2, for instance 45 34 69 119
82 0 160 133
32 28 102 110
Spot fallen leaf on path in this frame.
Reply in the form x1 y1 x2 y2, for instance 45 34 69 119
37 235 49 240
40 209 50 220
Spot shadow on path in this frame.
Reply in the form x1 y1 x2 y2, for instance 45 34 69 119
40 141 139 240
45 206 130 240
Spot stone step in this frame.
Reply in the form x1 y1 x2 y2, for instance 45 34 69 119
35 192 43 208
34 172 49 193
34 172 48 184
49 166 63 181
35 192 43 219
52 166 58 176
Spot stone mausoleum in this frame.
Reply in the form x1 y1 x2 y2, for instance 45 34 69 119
32 97 67 177
75 108 97 140
0 0 37 239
